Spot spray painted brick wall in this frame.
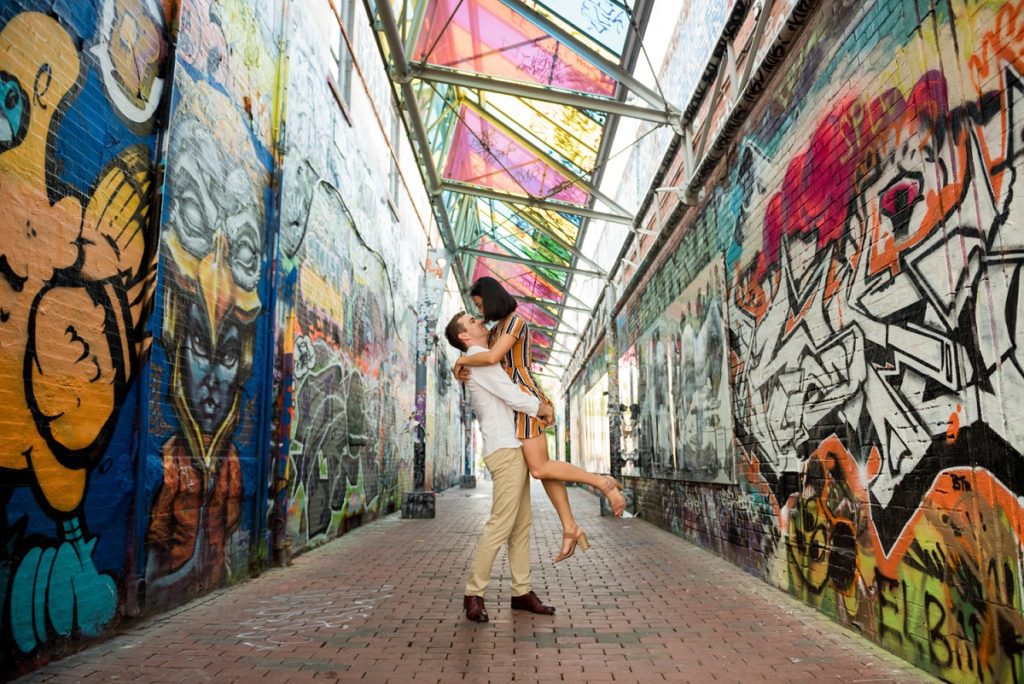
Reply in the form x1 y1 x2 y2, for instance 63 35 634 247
0 0 460 676
272 0 442 554
141 0 281 613
612 0 1024 679
0 0 169 673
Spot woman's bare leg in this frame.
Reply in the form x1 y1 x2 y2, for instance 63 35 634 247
521 435 626 540
521 434 613 489
540 479 576 532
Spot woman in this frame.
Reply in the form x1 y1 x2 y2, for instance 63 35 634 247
454 277 626 563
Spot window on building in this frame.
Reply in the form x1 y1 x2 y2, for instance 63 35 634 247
388 106 401 221
329 0 356 123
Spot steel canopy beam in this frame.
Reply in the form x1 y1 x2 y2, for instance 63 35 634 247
458 246 606 279
499 0 677 114
441 181 632 224
409 64 675 124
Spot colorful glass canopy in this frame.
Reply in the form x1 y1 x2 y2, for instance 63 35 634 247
413 0 619 96
375 0 663 375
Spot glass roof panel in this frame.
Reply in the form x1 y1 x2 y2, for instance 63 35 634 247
516 302 558 329
531 0 633 56
484 200 572 263
377 0 652 378
471 235 567 288
413 0 617 96
509 204 581 245
443 106 590 205
476 92 602 174
470 242 565 302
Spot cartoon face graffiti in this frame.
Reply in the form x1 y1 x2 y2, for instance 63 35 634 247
91 0 167 128
853 73 964 281
161 79 263 469
181 301 243 433
166 124 263 291
0 11 161 655
145 75 264 595
0 70 28 151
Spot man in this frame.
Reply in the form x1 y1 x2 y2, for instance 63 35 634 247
444 311 557 623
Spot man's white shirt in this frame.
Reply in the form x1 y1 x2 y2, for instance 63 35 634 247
464 344 540 459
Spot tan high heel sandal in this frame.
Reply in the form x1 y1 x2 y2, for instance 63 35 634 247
554 526 590 563
600 476 626 517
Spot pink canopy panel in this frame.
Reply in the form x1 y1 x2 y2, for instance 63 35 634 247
444 107 590 205
413 0 617 96
516 302 558 329
471 238 565 302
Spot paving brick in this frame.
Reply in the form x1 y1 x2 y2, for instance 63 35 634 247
17 483 938 683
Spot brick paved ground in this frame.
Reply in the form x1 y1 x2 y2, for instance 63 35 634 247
19 482 937 683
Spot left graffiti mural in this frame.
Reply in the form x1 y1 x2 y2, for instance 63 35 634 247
139 0 279 612
0 1 167 668
144 71 268 603
0 0 463 677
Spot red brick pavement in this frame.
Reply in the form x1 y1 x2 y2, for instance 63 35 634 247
19 482 937 683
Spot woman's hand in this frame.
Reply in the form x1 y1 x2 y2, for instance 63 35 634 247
538 401 556 427
453 359 471 383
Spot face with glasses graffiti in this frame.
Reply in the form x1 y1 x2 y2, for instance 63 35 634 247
161 77 263 468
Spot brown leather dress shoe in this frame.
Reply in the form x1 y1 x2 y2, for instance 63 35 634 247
510 591 555 615
464 595 489 622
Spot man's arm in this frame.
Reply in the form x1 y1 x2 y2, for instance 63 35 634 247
471 363 542 416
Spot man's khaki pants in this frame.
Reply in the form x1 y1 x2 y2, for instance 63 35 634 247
465 447 531 597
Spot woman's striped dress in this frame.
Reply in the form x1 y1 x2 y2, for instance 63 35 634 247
490 313 551 440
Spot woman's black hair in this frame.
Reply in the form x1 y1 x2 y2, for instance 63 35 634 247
469 276 518 323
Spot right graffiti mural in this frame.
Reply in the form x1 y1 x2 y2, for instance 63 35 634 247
613 0 1024 680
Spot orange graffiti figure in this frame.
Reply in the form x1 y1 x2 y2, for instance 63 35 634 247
0 13 154 652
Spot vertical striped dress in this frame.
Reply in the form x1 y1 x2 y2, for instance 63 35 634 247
490 313 551 440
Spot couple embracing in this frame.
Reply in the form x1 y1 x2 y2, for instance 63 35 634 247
443 277 626 622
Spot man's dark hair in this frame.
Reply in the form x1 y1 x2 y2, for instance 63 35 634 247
469 276 518 323
445 311 468 351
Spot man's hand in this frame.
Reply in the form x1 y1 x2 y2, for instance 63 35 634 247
537 402 554 424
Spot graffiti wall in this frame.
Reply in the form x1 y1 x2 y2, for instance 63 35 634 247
0 0 168 672
569 340 610 473
276 176 415 549
0 0 459 676
631 258 733 483
271 0 459 554
141 0 281 611
425 277 467 491
608 0 1024 679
